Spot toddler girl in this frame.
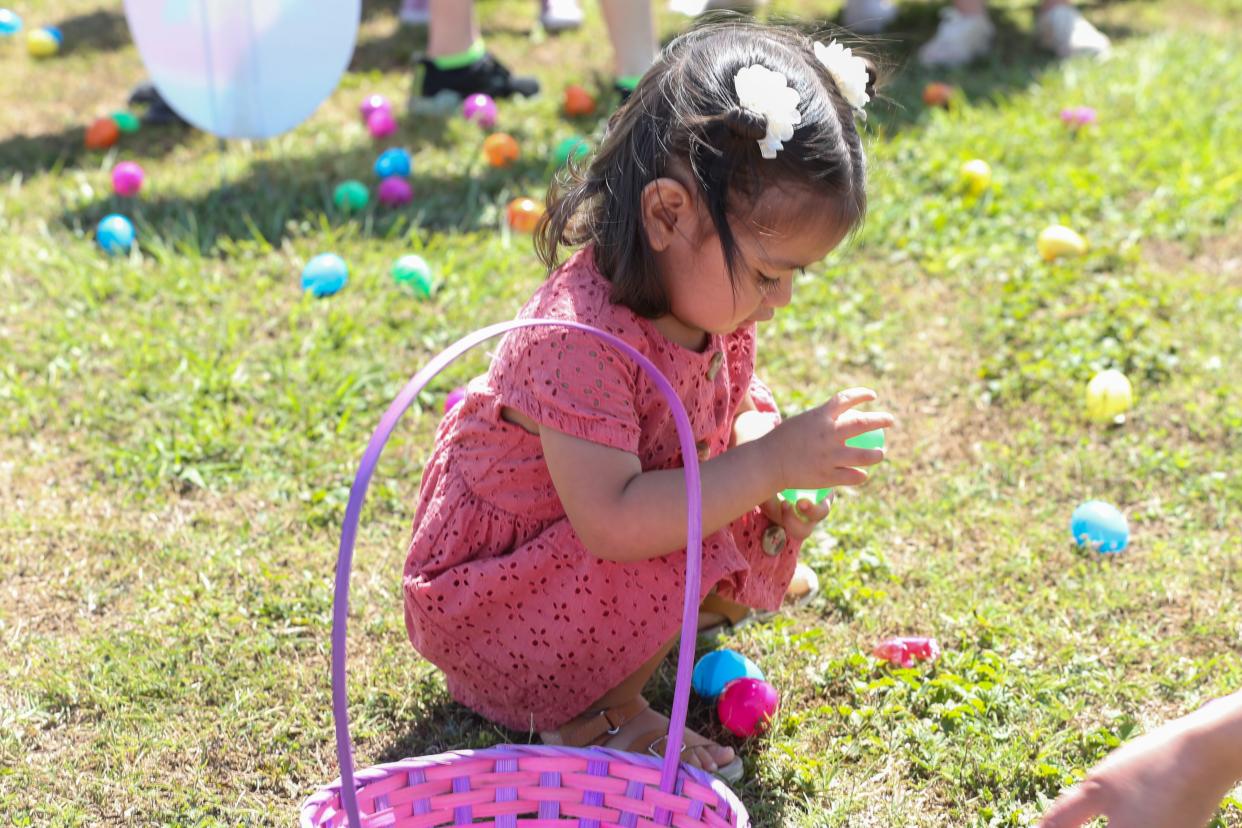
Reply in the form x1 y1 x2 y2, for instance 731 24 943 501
404 20 893 782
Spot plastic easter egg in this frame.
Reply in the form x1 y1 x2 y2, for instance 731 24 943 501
1037 225 1087 261
391 254 433 298
96 214 135 255
778 487 831 507
922 82 954 108
1071 500 1129 553
367 107 397 139
563 84 596 117
111 161 145 197
959 159 992 196
111 111 141 133
374 147 412 179
506 197 543 233
26 28 58 57
554 136 589 166
84 117 120 150
333 180 369 213
0 9 23 35
717 678 780 738
483 132 520 167
462 93 497 128
1086 369 1133 423
359 94 391 121
846 428 885 451
778 428 883 507
301 253 348 297
123 0 360 139
43 25 62 44
377 176 413 207
692 650 764 701
444 386 468 414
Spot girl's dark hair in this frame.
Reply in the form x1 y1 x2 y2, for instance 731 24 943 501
536 20 876 318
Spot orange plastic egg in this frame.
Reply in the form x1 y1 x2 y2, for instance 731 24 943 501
922 82 954 109
506 197 544 233
483 132 520 168
84 117 120 150
563 84 597 117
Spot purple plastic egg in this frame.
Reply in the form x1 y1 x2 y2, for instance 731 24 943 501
367 108 397 139
717 678 780 738
377 176 413 207
444 386 468 414
462 93 497 129
360 94 391 121
111 161 145 197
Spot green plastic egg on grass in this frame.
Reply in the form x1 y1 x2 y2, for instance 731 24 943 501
391 254 433 298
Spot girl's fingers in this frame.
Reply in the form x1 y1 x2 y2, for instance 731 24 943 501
838 447 885 468
1038 784 1105 828
825 388 878 418
759 495 784 523
834 411 896 440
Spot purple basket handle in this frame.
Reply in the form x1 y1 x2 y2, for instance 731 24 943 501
331 319 706 826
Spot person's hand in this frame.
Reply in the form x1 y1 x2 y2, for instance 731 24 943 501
763 388 894 491
1039 713 1238 828
760 489 835 542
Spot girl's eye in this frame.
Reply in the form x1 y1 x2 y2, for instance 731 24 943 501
757 273 781 294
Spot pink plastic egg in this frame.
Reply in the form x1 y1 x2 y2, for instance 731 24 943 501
377 176 413 207
462 93 497 129
360 94 391 121
111 161 145 197
444 386 467 414
717 678 779 738
367 108 397 139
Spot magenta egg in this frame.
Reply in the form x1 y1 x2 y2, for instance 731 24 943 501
377 176 413 207
462 93 497 129
717 678 779 738
111 161 145 197
367 108 397 139
444 386 468 414
359 94 391 121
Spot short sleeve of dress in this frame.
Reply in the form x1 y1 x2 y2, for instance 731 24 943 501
493 324 642 454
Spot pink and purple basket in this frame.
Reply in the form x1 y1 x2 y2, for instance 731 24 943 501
301 319 751 828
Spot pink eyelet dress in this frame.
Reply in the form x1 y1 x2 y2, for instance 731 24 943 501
402 247 801 732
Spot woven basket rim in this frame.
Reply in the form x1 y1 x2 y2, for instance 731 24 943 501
300 742 748 826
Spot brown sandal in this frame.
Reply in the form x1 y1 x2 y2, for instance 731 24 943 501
542 697 744 784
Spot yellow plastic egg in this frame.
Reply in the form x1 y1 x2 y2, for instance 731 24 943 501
960 159 992 196
27 28 59 57
1086 369 1133 423
1037 224 1087 261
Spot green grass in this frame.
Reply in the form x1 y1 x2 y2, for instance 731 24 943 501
2 0 1241 825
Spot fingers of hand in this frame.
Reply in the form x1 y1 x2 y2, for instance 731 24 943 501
835 410 896 441
1038 782 1106 828
825 387 878 418
759 496 784 523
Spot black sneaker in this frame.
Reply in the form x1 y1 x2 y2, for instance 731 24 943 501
420 52 539 99
128 80 187 126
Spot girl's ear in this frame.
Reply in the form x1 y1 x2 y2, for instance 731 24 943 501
640 177 702 252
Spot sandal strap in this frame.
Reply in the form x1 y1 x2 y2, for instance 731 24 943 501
554 697 650 748
627 728 690 758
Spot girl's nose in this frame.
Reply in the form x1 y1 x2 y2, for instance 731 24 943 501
767 275 794 308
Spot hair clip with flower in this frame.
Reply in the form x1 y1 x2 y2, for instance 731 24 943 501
814 40 870 115
733 64 803 159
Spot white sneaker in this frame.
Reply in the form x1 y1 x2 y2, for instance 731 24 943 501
918 8 996 68
843 0 898 34
541 0 584 32
668 0 761 14
399 0 428 26
1036 4 1111 59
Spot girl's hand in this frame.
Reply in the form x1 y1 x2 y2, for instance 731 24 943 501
763 388 895 490
761 491 835 542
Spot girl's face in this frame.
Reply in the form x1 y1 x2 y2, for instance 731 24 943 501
647 181 848 351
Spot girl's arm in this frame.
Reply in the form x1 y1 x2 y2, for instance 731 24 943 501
540 387 892 562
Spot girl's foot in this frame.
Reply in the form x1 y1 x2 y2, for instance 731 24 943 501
1036 4 1110 59
541 697 742 781
917 8 996 67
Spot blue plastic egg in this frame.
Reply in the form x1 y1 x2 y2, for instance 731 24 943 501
0 9 23 35
96 214 135 255
43 24 62 44
1071 500 1129 553
301 253 348 297
373 147 411 179
692 649 764 701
